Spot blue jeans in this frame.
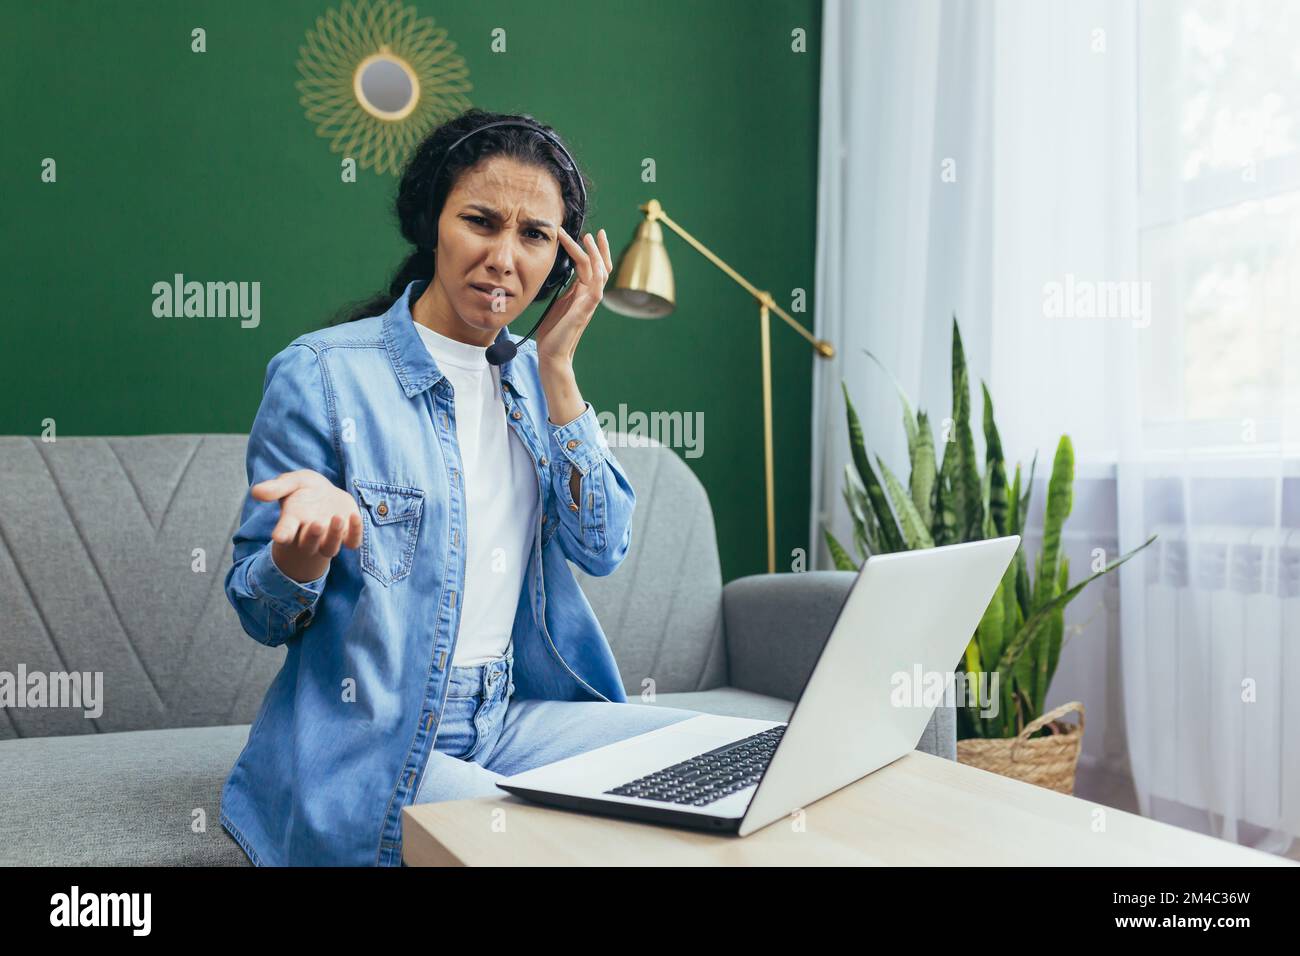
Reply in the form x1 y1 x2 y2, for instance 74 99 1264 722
410 649 701 808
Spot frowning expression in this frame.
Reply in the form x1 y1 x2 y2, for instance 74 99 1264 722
434 155 567 332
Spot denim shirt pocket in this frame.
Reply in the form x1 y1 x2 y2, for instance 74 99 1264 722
352 478 424 586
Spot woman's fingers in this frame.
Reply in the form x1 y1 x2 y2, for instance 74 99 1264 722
344 511 364 550
272 508 355 561
558 225 593 285
583 232 607 287
260 481 360 580
597 228 613 273
252 473 300 502
316 514 346 558
557 223 582 257
271 513 301 545
296 519 326 552
253 469 329 502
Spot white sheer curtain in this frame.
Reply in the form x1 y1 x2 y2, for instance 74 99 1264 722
812 0 993 560
813 0 1299 853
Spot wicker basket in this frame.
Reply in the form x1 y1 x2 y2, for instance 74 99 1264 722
956 701 1085 795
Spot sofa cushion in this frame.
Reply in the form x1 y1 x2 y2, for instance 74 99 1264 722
643 687 797 721
0 724 252 866
0 435 285 741
570 437 729 695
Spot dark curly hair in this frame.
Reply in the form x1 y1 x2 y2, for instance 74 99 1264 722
331 107 591 325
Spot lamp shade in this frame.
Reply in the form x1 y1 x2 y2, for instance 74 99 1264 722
603 216 676 318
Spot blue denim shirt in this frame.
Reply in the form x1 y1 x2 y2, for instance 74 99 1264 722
219 278 635 867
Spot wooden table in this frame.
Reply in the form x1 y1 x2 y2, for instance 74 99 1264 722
401 750 1294 866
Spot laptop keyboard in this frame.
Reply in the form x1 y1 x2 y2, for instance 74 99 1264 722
603 725 787 807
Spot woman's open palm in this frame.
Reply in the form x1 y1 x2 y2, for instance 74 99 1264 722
251 470 362 578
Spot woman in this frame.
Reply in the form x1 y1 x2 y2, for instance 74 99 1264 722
219 109 700 867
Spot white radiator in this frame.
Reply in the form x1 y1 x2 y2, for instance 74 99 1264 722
1141 523 1300 836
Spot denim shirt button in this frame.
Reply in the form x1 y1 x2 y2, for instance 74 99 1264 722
540 456 547 466
377 501 388 517
511 409 522 420
566 439 580 450
569 502 579 512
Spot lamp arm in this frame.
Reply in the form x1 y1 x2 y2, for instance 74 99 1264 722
644 201 835 359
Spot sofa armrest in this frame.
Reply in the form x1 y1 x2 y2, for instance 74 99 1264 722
721 570 956 761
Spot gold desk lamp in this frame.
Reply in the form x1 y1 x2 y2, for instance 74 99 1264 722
602 199 836 575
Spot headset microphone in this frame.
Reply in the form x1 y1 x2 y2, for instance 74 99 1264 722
484 274 569 366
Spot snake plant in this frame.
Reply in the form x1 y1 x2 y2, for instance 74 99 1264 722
823 316 1155 740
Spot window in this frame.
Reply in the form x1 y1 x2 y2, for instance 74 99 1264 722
1138 0 1300 453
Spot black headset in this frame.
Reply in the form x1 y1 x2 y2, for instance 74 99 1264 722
426 117 588 366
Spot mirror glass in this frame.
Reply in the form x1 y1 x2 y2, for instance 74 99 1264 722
355 54 417 118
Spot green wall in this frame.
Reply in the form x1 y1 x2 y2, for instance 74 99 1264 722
1 0 823 584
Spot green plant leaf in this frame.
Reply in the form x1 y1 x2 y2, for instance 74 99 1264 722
822 526 858 571
841 381 905 552
1007 462 1022 534
963 637 982 674
859 348 938 534
1033 436 1075 610
990 552 1021 670
1029 544 1064 716
877 455 934 550
840 466 872 559
957 703 977 740
973 579 1004 704
982 381 1009 536
862 347 919 455
911 409 937 531
996 534 1156 674
1015 546 1032 620
933 439 958 546
1017 450 1038 535
842 487 867 561
949 317 984 541
1030 603 1063 717
1043 555 1071 692
987 672 1020 739
847 464 886 558
1012 686 1035 737
1012 637 1039 726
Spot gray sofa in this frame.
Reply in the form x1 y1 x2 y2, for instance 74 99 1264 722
0 433 954 866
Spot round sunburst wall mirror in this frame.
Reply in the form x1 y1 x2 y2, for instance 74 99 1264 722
295 0 473 175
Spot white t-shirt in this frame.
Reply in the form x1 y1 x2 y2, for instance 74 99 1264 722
414 321 539 666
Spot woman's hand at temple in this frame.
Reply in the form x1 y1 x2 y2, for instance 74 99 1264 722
533 226 612 369
251 470 363 583
535 227 613 506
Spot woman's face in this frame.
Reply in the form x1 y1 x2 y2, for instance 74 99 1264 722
433 155 567 336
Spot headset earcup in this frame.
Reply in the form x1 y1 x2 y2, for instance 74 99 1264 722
535 252 571 299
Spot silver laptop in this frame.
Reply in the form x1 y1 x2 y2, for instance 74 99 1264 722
496 535 1020 836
